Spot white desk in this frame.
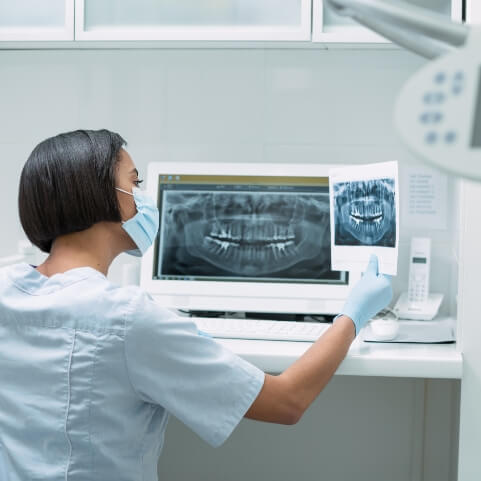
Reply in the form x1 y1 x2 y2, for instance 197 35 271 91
219 336 462 379
216 316 462 379
168 314 462 479
160 328 462 481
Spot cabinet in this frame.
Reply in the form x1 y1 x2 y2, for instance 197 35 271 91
312 0 463 43
0 0 471 45
0 0 74 41
74 0 311 41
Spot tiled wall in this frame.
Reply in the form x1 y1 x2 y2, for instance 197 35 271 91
0 47 458 314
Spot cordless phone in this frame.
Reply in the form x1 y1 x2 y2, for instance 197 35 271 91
393 237 444 320
407 237 431 304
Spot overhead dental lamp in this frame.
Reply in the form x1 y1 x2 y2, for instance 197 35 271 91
325 0 480 181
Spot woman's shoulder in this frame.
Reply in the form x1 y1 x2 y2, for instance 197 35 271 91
62 281 175 335
0 264 173 334
96 282 173 328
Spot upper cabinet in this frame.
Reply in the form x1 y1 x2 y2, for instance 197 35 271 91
75 0 311 41
312 0 464 43
0 0 471 45
0 0 74 41
466 0 481 24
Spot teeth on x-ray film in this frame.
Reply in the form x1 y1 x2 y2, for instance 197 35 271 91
161 191 332 277
333 178 396 247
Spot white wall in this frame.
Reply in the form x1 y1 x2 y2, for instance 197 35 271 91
0 48 459 311
0 47 460 479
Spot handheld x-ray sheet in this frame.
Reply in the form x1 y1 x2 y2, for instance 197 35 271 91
329 161 399 275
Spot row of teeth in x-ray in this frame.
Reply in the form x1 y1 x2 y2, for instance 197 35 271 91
349 216 384 230
209 224 296 245
349 204 383 221
209 236 296 253
206 237 298 261
348 198 384 230
349 213 383 226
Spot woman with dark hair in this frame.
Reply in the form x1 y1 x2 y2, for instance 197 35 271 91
0 129 391 480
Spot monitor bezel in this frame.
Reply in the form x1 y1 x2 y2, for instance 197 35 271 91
140 161 361 314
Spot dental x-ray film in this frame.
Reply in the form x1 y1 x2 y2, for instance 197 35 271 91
329 161 399 275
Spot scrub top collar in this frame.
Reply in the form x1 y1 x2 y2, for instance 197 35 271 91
7 262 106 296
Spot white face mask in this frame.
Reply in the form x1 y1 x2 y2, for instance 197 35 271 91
116 187 159 257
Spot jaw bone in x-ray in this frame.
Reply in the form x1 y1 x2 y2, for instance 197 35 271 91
333 178 396 247
160 191 332 278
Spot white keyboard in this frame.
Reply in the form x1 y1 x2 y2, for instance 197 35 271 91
193 317 330 342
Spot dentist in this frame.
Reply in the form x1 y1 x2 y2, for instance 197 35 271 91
0 129 391 480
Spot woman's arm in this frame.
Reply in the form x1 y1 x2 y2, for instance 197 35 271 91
245 255 392 424
245 315 354 424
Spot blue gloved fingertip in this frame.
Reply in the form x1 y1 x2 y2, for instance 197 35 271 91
366 254 379 275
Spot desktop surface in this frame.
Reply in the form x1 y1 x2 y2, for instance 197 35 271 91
216 318 461 379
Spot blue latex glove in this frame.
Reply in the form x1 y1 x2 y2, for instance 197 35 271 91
337 254 393 335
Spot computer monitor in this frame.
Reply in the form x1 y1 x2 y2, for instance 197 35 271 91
140 162 360 314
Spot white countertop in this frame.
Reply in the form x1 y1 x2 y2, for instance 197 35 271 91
218 330 462 379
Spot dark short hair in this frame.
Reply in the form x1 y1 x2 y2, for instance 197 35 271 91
19 129 126 253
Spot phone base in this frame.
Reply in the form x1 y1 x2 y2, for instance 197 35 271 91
393 292 444 321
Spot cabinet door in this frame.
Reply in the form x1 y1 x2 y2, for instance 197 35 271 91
313 0 463 44
466 0 481 24
75 0 311 41
0 0 74 41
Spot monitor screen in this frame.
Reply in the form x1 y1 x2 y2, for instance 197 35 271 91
153 174 347 286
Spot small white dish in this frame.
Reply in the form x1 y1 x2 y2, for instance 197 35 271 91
369 319 400 341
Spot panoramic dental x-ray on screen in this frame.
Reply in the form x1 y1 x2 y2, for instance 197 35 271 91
155 175 346 284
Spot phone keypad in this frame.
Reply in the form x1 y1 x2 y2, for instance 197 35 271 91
409 280 428 303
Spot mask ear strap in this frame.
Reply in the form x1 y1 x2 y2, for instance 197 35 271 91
116 187 133 196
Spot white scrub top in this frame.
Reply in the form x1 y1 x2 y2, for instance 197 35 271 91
0 263 265 481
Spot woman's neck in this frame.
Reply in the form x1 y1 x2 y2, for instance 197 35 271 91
36 223 123 277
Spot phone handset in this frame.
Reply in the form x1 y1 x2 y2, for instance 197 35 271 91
407 237 431 304
393 237 443 320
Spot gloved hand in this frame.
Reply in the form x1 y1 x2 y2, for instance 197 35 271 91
337 254 393 335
